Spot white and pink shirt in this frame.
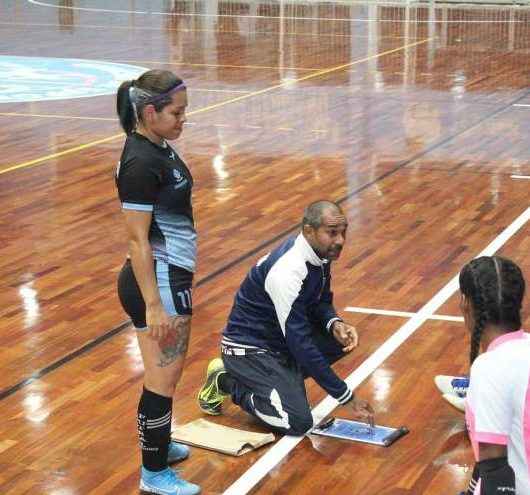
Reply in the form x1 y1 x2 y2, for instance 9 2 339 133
465 330 530 494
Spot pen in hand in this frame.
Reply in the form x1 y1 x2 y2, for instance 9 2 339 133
368 416 375 436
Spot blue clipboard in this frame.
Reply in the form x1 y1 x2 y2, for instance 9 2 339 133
311 417 409 447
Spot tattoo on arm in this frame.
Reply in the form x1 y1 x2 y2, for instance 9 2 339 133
157 316 191 367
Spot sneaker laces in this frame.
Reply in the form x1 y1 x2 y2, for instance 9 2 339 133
202 372 226 401
201 378 218 401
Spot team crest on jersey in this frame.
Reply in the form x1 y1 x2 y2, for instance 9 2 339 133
173 169 184 182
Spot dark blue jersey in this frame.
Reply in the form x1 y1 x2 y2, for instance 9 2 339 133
223 234 352 404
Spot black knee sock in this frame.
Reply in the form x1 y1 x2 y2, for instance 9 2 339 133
218 371 235 394
137 387 172 472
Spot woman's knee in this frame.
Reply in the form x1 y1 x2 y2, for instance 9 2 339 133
139 316 191 394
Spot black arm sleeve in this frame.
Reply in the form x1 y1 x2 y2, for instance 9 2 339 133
478 457 516 495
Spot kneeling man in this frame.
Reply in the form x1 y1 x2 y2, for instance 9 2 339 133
198 200 373 435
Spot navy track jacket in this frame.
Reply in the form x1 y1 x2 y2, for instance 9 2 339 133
222 233 353 404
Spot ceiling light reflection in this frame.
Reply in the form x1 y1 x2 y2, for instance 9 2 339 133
371 367 393 403
22 392 49 423
125 331 144 372
19 281 40 327
213 154 229 180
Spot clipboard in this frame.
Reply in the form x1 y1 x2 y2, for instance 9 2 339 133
311 417 409 447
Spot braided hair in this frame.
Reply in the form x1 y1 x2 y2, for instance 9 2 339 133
459 256 525 365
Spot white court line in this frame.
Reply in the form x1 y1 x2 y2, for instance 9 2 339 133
27 1 527 23
344 306 463 322
223 205 530 495
512 175 530 180
514 104 530 108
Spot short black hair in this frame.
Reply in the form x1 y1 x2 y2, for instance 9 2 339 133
302 200 343 229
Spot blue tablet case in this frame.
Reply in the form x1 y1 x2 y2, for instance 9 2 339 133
311 418 409 447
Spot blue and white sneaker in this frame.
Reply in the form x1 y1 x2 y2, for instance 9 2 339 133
434 375 469 398
140 467 200 495
168 441 189 464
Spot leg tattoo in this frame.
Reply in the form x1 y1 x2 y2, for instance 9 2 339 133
157 317 191 367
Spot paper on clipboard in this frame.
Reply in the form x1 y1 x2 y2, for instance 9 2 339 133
311 418 408 447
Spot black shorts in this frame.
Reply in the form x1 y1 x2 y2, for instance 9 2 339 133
117 258 193 330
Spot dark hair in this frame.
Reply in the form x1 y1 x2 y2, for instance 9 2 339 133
116 70 183 135
459 256 525 364
302 200 343 229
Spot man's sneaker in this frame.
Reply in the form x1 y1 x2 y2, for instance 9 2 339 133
442 393 466 412
434 375 469 398
197 358 229 415
167 441 189 464
140 467 200 495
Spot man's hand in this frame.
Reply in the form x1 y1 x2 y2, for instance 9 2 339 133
332 321 358 352
350 396 375 427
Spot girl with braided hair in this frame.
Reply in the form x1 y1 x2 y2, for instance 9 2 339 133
115 70 200 495
459 256 528 494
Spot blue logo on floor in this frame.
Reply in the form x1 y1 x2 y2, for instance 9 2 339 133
0 56 148 103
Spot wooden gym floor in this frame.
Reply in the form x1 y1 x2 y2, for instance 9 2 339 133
0 0 529 493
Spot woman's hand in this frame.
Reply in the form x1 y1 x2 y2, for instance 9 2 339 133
146 302 173 340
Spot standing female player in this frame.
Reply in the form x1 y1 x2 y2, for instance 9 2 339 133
116 70 200 495
459 256 529 494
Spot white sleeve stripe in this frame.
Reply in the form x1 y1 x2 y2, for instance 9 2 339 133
264 248 307 336
326 317 342 332
338 388 353 404
122 202 153 212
